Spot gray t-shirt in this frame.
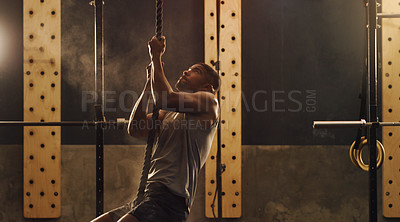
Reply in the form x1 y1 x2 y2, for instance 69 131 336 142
147 111 218 211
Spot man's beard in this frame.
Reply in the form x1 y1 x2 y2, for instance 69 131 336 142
175 80 188 92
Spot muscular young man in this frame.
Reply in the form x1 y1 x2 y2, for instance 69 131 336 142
91 36 220 222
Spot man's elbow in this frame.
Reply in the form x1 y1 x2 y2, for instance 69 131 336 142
127 127 147 138
127 121 146 138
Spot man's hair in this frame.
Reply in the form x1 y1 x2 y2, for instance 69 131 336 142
198 63 220 93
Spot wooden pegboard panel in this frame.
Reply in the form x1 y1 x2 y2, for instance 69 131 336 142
23 0 61 218
382 0 400 218
205 0 242 218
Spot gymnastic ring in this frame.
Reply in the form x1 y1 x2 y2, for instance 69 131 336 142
349 136 385 171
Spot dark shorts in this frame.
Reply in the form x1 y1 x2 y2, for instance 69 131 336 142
107 182 188 222
130 183 189 222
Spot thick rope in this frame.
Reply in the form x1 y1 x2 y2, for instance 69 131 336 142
132 0 163 208
155 0 163 40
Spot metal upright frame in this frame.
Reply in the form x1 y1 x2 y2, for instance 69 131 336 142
367 0 378 221
92 0 105 217
314 1 382 221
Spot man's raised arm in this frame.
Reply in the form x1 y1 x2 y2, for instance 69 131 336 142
127 65 152 138
148 36 218 114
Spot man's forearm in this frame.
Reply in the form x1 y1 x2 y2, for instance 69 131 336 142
151 56 173 107
128 81 151 135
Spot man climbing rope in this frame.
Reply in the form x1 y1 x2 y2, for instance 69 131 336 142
91 36 220 222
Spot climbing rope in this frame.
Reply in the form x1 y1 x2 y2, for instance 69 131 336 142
132 0 163 207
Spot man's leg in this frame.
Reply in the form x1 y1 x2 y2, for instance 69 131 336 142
91 203 133 222
90 212 114 222
117 214 139 222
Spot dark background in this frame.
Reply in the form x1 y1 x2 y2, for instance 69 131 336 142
0 0 366 145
